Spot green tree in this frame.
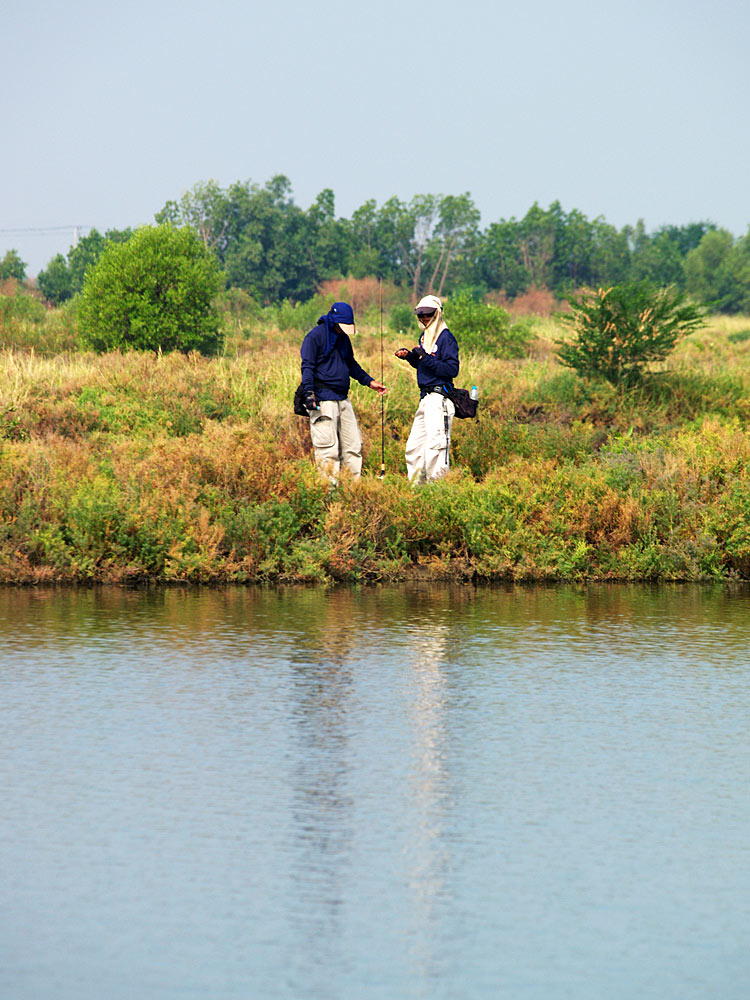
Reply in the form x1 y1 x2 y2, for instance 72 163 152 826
222 176 315 302
517 202 556 289
426 193 481 296
79 225 224 355
156 179 231 254
36 253 73 304
684 229 734 307
346 199 380 278
557 281 704 386
0 249 26 281
69 228 132 292
475 218 528 297
590 219 631 287
716 232 750 314
304 188 349 283
37 228 133 304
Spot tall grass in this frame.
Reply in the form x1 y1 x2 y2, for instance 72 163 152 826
2 308 750 583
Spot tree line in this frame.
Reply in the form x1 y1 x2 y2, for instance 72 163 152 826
9 176 749 312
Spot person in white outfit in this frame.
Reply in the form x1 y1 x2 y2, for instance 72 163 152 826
395 295 460 483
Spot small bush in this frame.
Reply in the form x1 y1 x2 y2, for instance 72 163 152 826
557 281 704 386
445 290 533 356
389 303 415 334
79 225 225 355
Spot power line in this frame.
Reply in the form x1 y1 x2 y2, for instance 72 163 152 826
0 225 90 235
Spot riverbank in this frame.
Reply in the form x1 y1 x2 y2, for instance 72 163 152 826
2 313 750 584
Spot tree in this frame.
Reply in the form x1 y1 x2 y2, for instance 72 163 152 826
347 199 380 278
0 249 26 282
37 228 133 304
557 281 704 386
517 202 556 288
36 254 73 304
304 188 349 283
427 193 481 296
475 218 528 297
78 225 225 355
684 229 735 307
715 232 750 314
156 179 231 254
222 176 316 302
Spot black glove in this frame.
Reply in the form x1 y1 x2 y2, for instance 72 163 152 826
304 390 319 411
411 345 426 361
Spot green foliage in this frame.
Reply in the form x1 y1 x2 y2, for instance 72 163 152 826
37 228 133 304
684 229 735 309
3 325 750 583
149 177 750 310
36 254 73 305
445 289 533 356
0 291 46 328
78 225 225 355
557 281 704 386
0 249 26 281
716 232 750 314
389 303 415 334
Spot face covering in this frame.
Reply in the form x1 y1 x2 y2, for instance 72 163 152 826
317 301 355 353
415 294 447 355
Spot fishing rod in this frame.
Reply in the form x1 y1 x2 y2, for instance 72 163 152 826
378 278 386 479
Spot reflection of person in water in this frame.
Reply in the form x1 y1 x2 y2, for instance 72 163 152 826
286 590 359 991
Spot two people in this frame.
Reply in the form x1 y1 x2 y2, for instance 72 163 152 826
301 295 459 484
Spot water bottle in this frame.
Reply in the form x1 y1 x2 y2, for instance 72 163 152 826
470 385 478 401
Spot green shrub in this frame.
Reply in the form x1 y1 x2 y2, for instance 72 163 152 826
389 303 415 335
0 291 46 328
557 281 704 386
78 225 225 355
445 289 533 356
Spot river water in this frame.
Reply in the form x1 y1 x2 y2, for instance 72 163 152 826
1 584 748 999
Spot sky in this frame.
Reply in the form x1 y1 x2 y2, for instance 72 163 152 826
2 0 749 275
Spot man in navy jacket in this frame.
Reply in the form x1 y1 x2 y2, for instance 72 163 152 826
300 301 386 482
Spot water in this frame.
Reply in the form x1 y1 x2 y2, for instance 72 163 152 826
1 584 748 999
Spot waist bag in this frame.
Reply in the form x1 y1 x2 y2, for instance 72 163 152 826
436 384 477 419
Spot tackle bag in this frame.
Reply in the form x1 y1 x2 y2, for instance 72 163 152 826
293 383 308 416
446 386 478 419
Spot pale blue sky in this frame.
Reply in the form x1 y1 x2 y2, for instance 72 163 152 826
3 0 749 275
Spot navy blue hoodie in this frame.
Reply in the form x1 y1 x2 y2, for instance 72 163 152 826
407 327 460 397
300 323 373 401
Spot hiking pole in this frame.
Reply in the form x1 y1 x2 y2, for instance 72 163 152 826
378 278 386 478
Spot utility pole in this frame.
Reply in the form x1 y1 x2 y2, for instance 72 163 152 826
73 226 79 248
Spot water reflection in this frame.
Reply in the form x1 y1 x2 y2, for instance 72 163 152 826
287 591 358 994
404 621 452 984
1 583 749 1000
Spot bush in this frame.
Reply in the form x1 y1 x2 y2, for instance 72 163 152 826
389 303 415 334
78 225 225 355
444 289 533 356
557 281 704 386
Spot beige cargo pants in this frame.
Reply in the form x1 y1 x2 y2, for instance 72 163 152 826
309 399 363 483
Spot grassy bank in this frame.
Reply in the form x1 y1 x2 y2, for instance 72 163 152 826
2 313 750 584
